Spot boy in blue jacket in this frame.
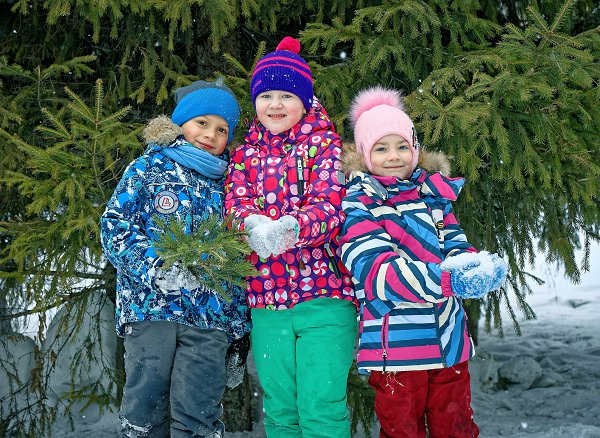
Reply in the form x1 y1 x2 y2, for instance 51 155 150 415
101 79 251 437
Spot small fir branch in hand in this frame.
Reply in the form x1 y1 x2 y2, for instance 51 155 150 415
153 216 257 301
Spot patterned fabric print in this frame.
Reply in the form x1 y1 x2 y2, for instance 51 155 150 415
225 100 357 310
340 169 475 372
101 140 251 340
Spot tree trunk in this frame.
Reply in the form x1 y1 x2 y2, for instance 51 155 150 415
222 367 261 431
464 300 481 345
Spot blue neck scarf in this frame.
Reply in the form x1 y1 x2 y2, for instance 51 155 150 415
161 139 228 180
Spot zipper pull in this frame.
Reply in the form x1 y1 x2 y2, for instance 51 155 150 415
296 156 305 196
324 243 341 278
382 349 388 372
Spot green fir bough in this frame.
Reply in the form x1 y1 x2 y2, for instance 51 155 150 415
153 216 257 302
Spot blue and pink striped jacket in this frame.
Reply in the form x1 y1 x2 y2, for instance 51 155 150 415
340 148 476 373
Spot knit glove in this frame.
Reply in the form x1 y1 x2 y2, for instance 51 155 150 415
441 251 507 299
154 262 202 293
244 215 273 259
488 252 508 291
263 215 300 256
225 334 250 389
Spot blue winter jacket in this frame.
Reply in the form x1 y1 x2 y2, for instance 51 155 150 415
100 116 251 340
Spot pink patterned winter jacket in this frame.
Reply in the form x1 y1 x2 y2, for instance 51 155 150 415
224 100 357 310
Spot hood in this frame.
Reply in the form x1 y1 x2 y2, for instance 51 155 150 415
341 142 451 176
142 115 240 152
143 115 184 147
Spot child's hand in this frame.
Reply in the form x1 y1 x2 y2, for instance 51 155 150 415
244 214 272 231
154 262 201 293
449 269 494 299
488 252 508 291
244 215 273 259
244 215 299 258
441 251 508 299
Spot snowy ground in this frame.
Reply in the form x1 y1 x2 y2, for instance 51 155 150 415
471 246 600 438
40 241 600 437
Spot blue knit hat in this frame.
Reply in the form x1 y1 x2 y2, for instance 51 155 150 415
250 37 314 111
171 78 240 143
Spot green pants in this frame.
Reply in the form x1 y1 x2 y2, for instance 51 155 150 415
251 298 358 438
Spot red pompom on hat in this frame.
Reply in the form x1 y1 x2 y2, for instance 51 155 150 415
276 36 301 53
250 37 314 111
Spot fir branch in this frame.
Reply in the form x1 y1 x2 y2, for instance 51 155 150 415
39 107 71 140
64 86 96 122
153 216 257 301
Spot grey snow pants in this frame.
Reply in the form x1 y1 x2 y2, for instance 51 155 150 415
120 321 228 437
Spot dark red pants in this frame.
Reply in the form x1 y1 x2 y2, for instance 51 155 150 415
368 362 479 438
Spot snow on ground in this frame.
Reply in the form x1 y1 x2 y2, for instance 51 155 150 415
36 241 600 437
471 242 600 438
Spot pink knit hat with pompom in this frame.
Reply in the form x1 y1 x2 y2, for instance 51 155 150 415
350 86 420 173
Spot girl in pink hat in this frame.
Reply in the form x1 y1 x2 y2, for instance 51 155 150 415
340 86 508 438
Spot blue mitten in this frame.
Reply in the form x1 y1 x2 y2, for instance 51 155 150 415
244 215 272 259
441 251 507 299
264 215 300 256
489 252 508 291
449 269 494 299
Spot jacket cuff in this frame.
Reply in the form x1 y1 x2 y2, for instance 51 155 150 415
441 271 454 297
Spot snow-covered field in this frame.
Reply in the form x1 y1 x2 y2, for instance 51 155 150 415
19 242 600 437
472 271 600 437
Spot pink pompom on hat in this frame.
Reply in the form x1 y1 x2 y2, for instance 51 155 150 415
350 86 420 173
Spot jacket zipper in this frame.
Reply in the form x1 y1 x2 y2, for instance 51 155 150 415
296 155 305 196
433 304 446 365
381 314 389 372
324 243 342 278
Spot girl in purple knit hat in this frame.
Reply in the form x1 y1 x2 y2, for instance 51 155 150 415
340 86 508 438
224 37 358 437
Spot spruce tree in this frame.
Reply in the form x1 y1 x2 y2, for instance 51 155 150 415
1 0 598 436
0 80 139 436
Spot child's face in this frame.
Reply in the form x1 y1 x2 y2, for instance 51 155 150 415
369 134 413 179
255 90 305 134
181 115 229 155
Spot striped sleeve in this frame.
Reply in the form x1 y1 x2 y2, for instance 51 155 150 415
440 201 477 257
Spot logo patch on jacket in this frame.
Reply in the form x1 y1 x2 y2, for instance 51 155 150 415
154 190 179 214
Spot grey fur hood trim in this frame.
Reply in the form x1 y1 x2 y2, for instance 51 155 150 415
341 142 451 176
143 115 183 146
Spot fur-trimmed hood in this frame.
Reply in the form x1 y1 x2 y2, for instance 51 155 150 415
341 142 451 176
143 115 240 151
142 115 183 146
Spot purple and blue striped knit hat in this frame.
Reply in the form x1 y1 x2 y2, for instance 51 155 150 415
250 37 314 111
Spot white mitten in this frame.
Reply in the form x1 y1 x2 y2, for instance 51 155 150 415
154 262 201 293
244 215 273 259
264 215 300 256
244 214 271 230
